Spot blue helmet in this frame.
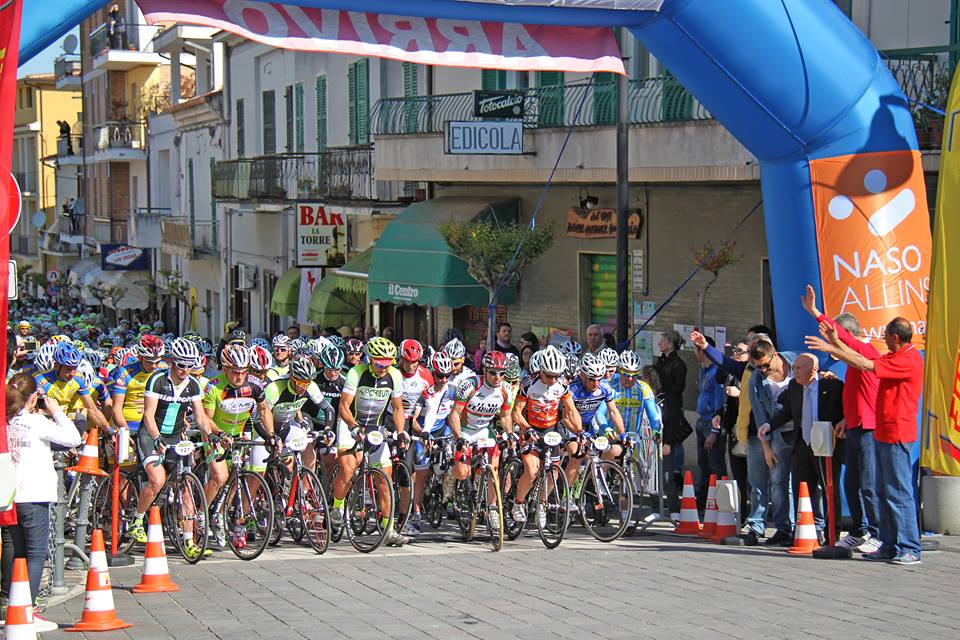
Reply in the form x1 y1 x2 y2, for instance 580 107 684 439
319 345 344 370
53 342 83 367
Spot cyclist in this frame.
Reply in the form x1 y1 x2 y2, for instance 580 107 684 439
406 351 458 536
444 338 476 391
598 348 620 382
614 350 662 436
448 351 515 533
35 342 110 430
131 339 214 559
510 345 581 523
268 334 292 381
344 338 364 371
331 336 408 547
202 343 275 518
314 344 346 488
111 336 166 445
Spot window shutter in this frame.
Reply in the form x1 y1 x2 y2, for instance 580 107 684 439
284 85 294 152
357 59 369 144
402 62 418 134
348 63 357 145
315 75 327 151
592 72 617 125
481 69 507 90
536 71 564 127
295 82 305 152
262 90 276 154
236 98 245 157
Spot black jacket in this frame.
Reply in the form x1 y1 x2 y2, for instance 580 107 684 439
767 376 844 449
656 350 688 444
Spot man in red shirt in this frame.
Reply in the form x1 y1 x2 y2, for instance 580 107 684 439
806 316 923 565
801 286 880 553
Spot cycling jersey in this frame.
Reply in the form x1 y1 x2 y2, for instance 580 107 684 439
519 375 570 430
202 376 266 436
112 362 156 429
35 370 90 412
342 364 403 431
391 365 434 419
263 378 334 430
614 380 662 433
314 372 345 414
568 378 616 435
454 378 512 439
143 371 202 436
449 367 477 394
415 384 456 434
266 363 289 382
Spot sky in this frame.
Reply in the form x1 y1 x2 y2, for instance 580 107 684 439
18 28 80 78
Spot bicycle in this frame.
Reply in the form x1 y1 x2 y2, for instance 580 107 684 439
620 427 662 536
208 438 275 561
568 433 633 542
388 433 413 532
453 436 505 551
500 430 570 549
264 430 331 554
420 435 454 530
332 430 396 553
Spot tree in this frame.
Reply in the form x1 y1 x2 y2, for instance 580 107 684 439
438 218 554 348
691 240 741 385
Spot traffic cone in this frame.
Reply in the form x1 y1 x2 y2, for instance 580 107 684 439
4 558 36 640
697 474 718 539
133 506 179 593
66 529 131 632
66 429 108 477
673 471 701 535
788 482 820 555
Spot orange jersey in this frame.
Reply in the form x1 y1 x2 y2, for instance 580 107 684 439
519 376 570 429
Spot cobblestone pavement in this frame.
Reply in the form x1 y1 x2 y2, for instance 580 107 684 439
39 522 959 640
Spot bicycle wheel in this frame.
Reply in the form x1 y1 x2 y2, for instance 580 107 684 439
423 473 445 530
579 460 632 543
536 465 569 549
345 467 393 553
297 468 329 555
500 458 525 541
623 458 647 536
92 471 140 556
263 463 287 546
222 471 274 561
454 477 477 542
481 468 504 552
330 465 344 543
285 470 305 543
170 472 210 564
391 461 413 530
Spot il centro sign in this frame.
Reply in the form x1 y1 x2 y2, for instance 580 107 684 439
387 283 420 301
445 120 523 155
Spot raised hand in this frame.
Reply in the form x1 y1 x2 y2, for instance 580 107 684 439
801 284 820 318
689 330 708 350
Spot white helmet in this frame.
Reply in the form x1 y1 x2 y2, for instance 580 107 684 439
272 334 291 348
538 345 566 376
579 353 606 379
77 360 97 387
618 350 642 373
598 348 619 369
558 340 582 356
170 338 200 366
35 343 56 371
528 350 543 376
444 338 466 360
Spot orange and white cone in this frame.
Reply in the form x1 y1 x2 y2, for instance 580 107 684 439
66 429 108 477
788 482 820 555
133 506 179 593
66 529 131 632
697 474 718 539
673 470 701 535
4 558 36 640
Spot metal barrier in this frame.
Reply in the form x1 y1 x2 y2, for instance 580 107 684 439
50 454 92 596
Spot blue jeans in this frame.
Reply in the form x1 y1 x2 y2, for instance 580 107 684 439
1 502 51 605
844 427 879 538
875 441 921 557
695 416 726 502
768 429 795 533
745 435 770 535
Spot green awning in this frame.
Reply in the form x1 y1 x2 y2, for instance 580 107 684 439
307 275 365 327
335 246 372 294
368 197 519 308
270 268 301 317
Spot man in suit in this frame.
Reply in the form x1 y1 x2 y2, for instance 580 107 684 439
759 353 844 543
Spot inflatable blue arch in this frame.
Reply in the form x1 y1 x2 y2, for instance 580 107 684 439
22 0 928 353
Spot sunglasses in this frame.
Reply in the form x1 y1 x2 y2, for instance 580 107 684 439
172 360 193 370
291 377 311 386
435 373 450 380
487 371 505 378
586 376 604 382
618 371 638 377
733 348 748 355
754 359 773 372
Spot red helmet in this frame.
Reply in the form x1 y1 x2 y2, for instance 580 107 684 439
400 339 423 363
482 350 509 371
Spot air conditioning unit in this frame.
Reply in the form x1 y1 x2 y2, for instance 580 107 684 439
236 263 257 290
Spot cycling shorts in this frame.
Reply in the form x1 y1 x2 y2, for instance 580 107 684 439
137 429 184 468
336 419 391 468
414 427 452 470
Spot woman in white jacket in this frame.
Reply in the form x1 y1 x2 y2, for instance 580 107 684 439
1 372 82 619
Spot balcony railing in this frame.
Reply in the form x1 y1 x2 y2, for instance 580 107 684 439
57 134 83 158
93 120 145 151
10 234 38 256
89 22 159 57
128 207 171 248
371 77 712 135
93 217 127 245
881 46 957 150
54 54 81 83
213 145 402 203
160 217 219 258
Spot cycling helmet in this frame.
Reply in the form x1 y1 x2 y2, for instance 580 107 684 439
618 350 642 373
249 337 270 350
538 345 566 376
50 334 70 344
319 345 344 370
220 343 251 369
430 351 453 376
183 330 201 341
170 338 200 367
17 320 29 329
249 345 273 374
579 353 606 379
153 320 165 331
35 343 56 371
53 342 83 368
328 335 345 349
308 337 332 357
77 360 96 387
119 350 138 368
400 339 423 363
136 335 165 361
228 328 247 344
289 356 317 380
271 334 291 349
289 338 308 355
345 338 364 354
443 338 466 360
558 340 582 356
191 355 208 374
82 349 104 371
528 350 543 376
598 348 619 370
365 336 397 361
482 350 509 371
564 354 580 379
198 340 214 357
505 355 522 383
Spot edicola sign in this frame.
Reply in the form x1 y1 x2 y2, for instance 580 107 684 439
445 121 524 155
296 202 347 267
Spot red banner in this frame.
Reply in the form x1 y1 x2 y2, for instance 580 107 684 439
140 0 625 73
0 0 23 526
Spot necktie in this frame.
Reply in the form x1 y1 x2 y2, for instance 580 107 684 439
801 385 814 445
